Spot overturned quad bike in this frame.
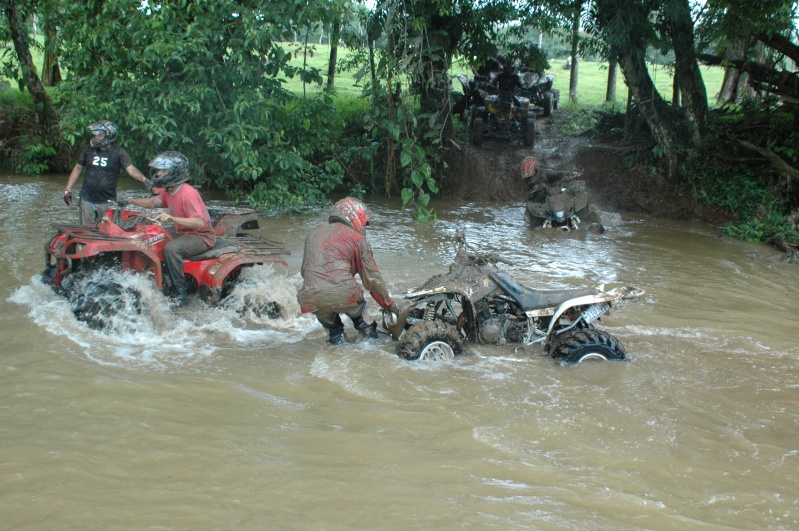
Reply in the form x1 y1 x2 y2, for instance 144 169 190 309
382 243 644 364
42 202 290 328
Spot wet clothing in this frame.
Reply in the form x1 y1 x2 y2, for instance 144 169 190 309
163 232 211 298
78 199 111 225
155 184 216 297
155 184 216 247
76 145 133 204
297 220 393 340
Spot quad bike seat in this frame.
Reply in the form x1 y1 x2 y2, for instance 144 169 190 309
189 239 241 261
489 271 596 311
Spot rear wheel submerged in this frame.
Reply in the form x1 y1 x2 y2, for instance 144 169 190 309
202 266 284 319
397 321 464 361
551 329 626 365
71 279 143 332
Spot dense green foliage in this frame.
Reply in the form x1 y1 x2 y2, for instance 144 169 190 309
52 0 356 212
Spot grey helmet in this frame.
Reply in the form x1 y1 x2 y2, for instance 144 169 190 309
87 120 118 148
149 151 191 189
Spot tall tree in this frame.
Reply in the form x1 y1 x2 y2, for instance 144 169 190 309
568 0 582 101
659 0 708 143
40 0 61 86
326 15 341 90
590 0 685 178
606 56 618 101
1 0 56 136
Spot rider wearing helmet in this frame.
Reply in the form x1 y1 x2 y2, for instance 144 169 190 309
127 151 216 307
64 120 152 224
297 197 398 344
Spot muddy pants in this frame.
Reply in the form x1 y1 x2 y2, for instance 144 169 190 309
164 234 212 297
314 299 377 344
79 199 110 225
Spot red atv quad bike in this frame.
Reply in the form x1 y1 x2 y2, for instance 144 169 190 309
42 202 290 328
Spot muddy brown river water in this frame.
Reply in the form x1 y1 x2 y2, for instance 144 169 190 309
2 173 798 529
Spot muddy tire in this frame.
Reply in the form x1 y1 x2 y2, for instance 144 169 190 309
523 116 536 146
472 117 484 145
543 92 555 117
397 321 464 361
551 329 627 365
71 280 142 331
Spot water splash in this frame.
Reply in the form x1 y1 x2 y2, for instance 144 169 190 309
9 265 317 369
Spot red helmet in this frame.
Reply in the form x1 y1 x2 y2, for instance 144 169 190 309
520 156 537 179
329 197 371 233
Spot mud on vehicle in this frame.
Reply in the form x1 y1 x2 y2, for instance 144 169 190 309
381 240 644 365
454 72 536 147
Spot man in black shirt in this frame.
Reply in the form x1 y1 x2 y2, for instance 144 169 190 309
64 120 151 224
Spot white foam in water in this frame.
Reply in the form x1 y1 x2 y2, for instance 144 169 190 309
10 265 320 369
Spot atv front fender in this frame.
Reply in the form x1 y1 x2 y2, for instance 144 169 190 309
187 253 289 289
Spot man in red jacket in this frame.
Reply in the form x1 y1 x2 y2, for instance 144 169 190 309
297 197 398 345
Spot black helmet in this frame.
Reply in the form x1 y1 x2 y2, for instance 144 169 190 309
149 151 191 189
87 120 118 148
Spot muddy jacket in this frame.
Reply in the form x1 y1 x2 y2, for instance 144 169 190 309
297 221 393 314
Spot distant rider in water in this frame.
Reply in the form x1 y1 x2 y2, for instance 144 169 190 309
64 120 151 224
297 197 399 345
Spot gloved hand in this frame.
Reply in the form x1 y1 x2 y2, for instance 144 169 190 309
142 178 154 193
63 190 72 206
387 301 400 319
117 199 129 209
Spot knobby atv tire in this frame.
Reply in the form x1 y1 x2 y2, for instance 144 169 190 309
524 116 536 146
71 280 142 332
397 321 465 361
543 92 554 117
551 329 627 365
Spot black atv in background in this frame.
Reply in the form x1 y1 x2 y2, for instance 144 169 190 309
452 57 559 147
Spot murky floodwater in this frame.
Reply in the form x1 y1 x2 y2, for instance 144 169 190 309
2 173 798 529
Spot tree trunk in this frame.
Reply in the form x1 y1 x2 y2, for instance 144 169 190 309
618 51 683 180
3 0 57 137
606 57 618 101
41 8 62 87
326 17 341 91
663 0 707 144
718 36 752 103
568 1 581 102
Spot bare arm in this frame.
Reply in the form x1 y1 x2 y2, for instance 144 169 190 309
154 212 204 229
125 164 149 184
65 163 83 192
128 196 160 209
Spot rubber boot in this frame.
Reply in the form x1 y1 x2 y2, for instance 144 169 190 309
353 316 378 340
327 325 346 345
